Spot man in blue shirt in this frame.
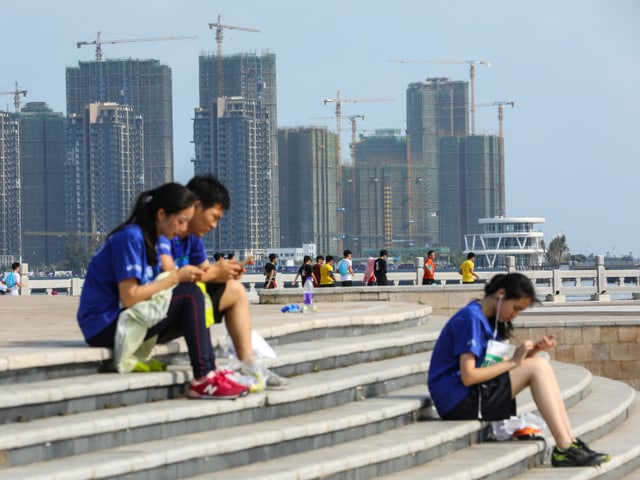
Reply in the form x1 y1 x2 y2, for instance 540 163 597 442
158 175 288 391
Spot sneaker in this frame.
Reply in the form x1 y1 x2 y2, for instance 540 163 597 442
187 370 249 400
266 370 289 390
224 364 267 394
573 438 611 465
551 441 610 467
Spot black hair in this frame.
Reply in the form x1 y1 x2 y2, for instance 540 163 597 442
11 262 20 270
326 255 334 263
269 253 277 261
186 174 230 210
316 255 324 261
467 252 475 259
484 273 538 339
213 252 225 261
108 182 196 266
427 250 434 256
343 249 352 257
303 255 311 263
380 249 388 257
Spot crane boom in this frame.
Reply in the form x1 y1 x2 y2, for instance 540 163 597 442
389 58 491 134
0 81 27 112
77 31 197 61
208 15 259 98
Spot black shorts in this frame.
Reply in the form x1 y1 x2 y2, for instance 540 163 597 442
422 278 434 285
205 282 227 324
441 372 516 421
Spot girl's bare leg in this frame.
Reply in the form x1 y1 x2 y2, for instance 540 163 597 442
510 356 574 449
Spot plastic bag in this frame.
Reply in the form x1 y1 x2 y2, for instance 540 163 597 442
222 329 277 360
490 412 549 441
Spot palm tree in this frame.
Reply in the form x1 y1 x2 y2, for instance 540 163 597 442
547 235 570 266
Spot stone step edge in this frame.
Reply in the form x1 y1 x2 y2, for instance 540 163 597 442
375 376 636 479
0 324 440 411
186 375 636 480
511 395 640 479
0 384 429 472
0 304 433 373
0 364 591 474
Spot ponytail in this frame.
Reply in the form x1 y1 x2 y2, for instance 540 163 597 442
108 183 196 265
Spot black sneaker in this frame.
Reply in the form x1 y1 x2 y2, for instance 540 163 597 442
552 442 607 467
573 438 611 465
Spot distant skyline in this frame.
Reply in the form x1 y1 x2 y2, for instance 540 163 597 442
2 0 638 257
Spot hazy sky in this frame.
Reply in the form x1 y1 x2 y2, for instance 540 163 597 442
3 0 638 257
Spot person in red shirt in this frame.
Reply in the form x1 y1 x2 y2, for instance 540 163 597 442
422 250 438 285
312 255 324 287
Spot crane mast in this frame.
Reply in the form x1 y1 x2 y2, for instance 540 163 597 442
208 15 259 99
0 82 27 112
474 101 515 216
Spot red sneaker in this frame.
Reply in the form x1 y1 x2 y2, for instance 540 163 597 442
187 370 249 399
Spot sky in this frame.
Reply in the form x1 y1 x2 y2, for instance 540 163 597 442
2 0 639 258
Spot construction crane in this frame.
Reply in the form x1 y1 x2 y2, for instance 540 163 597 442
77 32 198 61
474 101 514 217
0 81 27 112
348 114 365 166
208 15 259 98
323 91 394 166
390 59 491 135
474 101 515 138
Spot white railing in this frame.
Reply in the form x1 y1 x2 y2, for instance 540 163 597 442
17 256 640 301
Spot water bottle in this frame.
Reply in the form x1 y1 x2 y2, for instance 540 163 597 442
303 277 316 313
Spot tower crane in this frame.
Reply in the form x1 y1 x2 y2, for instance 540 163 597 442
0 82 27 112
390 59 491 135
474 101 514 138
323 91 393 166
77 32 197 61
474 101 514 217
208 15 259 99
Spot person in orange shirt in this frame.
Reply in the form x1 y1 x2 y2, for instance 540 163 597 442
422 250 438 285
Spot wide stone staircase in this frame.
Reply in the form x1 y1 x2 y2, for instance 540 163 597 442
0 302 639 479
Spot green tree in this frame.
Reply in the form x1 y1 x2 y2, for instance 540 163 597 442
547 235 570 266
60 234 92 273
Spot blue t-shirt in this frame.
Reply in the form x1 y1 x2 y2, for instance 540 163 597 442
77 225 155 341
158 234 207 268
427 301 494 417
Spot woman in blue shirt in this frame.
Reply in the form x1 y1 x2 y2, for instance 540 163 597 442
77 182 248 400
428 273 609 468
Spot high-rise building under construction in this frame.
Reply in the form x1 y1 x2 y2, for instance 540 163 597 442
278 127 339 255
66 59 173 189
17 102 67 266
406 77 469 247
193 52 278 258
66 103 144 240
0 111 21 263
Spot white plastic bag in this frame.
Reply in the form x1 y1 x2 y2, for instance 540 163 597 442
490 412 549 441
223 329 277 360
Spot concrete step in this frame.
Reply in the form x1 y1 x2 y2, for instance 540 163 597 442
0 320 441 425
0 303 433 385
0 349 433 468
374 375 636 480
186 363 599 480
511 396 640 479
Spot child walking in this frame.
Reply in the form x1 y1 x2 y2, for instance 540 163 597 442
427 273 610 467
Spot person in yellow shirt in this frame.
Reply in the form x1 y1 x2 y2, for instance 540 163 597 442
319 255 336 287
459 252 480 284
